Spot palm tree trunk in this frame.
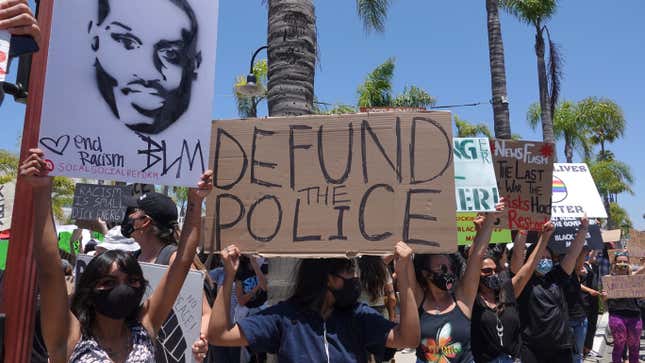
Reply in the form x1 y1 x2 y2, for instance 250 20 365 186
486 0 511 139
604 193 612 229
535 26 554 144
564 136 573 163
267 0 317 116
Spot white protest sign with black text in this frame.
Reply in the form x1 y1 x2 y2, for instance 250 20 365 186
75 255 204 363
39 0 219 186
552 163 607 218
0 181 15 230
453 138 499 212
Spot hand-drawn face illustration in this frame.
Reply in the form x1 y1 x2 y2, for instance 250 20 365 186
89 0 201 134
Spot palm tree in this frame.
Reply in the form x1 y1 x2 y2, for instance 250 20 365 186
234 59 268 118
266 0 391 116
527 101 592 163
357 58 435 109
588 158 634 229
578 97 625 161
454 115 492 138
486 0 511 139
0 150 19 184
608 202 632 236
502 0 562 144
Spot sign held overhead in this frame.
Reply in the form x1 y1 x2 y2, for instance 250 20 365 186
552 163 607 218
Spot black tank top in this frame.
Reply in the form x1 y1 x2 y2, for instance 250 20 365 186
471 279 521 362
416 295 473 363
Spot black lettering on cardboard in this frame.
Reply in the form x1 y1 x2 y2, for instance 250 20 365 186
318 123 353 184
251 127 281 188
403 188 440 246
214 128 248 190
289 125 313 190
292 198 321 242
329 206 350 241
359 183 394 241
247 195 282 242
409 117 452 184
332 185 350 205
360 118 401 184
215 193 245 250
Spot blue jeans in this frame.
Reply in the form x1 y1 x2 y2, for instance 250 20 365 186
569 318 588 363
488 354 518 363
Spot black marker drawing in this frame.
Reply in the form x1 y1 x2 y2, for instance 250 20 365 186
40 135 71 155
155 310 187 363
89 0 202 135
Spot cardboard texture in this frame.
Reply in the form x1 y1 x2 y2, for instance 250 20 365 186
552 163 607 218
627 230 645 258
491 139 554 231
71 183 129 222
453 138 499 212
205 112 456 255
0 181 15 230
601 229 622 243
548 218 603 254
457 213 511 245
602 274 645 299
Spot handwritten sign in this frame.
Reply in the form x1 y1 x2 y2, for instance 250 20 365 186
492 139 554 231
0 181 15 230
602 274 645 299
457 213 511 245
453 138 499 212
72 183 129 222
38 0 219 186
204 112 457 255
552 163 607 218
76 255 203 363
627 230 645 258
548 218 603 254
0 31 9 82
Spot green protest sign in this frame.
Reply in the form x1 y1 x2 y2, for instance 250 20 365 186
58 231 81 254
0 239 8 270
457 213 512 245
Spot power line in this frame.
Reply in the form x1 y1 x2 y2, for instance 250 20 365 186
430 101 489 109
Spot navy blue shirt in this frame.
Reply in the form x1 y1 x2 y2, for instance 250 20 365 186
237 300 397 363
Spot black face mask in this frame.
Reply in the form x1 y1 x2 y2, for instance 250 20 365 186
93 283 145 320
330 276 361 309
429 271 456 291
480 274 502 291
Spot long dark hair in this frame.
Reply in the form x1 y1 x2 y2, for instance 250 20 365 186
480 249 513 310
289 258 354 312
358 256 387 302
413 253 465 290
71 250 148 337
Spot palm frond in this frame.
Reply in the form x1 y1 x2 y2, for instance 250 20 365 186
546 29 564 117
525 102 541 130
356 0 390 33
357 58 395 107
500 0 558 26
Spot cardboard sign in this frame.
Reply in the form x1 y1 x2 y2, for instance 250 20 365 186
551 163 607 218
491 139 554 231
602 274 645 299
75 255 203 363
627 230 645 258
453 138 499 212
456 213 511 245
205 112 457 255
602 229 622 243
72 183 129 222
0 181 15 230
38 0 219 186
548 218 603 254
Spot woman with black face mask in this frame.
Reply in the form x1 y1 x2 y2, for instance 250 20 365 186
470 223 554 363
207 242 420 363
21 149 212 363
411 201 504 363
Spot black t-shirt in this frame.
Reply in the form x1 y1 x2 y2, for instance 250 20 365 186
562 273 586 320
518 265 572 349
236 268 267 309
472 279 522 362
417 299 473 363
580 263 599 310
608 298 641 317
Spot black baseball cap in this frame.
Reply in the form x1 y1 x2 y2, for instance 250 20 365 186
125 192 178 229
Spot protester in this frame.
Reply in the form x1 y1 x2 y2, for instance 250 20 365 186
21 148 212 362
412 201 504 363
562 246 591 363
517 216 589 363
603 251 645 363
121 190 211 361
580 249 602 356
358 255 397 321
471 221 554 363
93 226 140 255
209 262 243 363
235 255 269 363
208 242 420 363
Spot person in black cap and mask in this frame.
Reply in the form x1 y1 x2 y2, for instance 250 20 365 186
19 148 212 363
207 242 420 363
122 190 211 361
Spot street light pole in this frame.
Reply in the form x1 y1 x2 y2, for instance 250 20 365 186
235 45 267 97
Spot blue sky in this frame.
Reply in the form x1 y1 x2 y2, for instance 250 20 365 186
1 0 643 228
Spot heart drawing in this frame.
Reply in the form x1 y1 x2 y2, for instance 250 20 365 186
40 135 70 156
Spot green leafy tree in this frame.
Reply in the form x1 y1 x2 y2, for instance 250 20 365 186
502 0 562 144
608 202 632 236
578 97 625 160
527 100 592 162
588 158 634 229
0 150 19 184
234 59 268 118
392 86 436 108
454 115 492 138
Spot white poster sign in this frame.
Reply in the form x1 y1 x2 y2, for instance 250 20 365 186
0 181 16 230
552 163 607 218
0 30 10 82
76 255 204 363
39 0 219 186
453 138 499 212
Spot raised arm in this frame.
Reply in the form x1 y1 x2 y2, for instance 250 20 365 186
511 221 554 297
207 245 249 347
510 230 527 274
386 242 420 348
560 216 589 275
141 171 212 336
21 149 79 362
456 201 505 316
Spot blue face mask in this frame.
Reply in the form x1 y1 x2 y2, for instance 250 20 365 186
536 258 553 275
